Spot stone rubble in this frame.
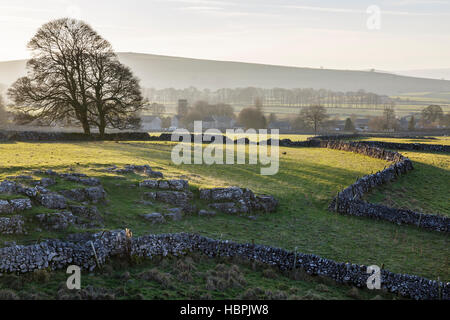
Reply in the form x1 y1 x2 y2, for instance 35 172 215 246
139 179 189 191
59 186 106 203
37 193 67 209
164 208 183 221
104 164 164 178
200 187 278 214
141 213 166 224
69 205 104 228
0 198 32 214
0 215 25 235
154 190 193 206
198 210 217 217
0 173 107 233
35 212 77 231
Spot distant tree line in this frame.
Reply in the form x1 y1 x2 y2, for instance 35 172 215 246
143 87 393 108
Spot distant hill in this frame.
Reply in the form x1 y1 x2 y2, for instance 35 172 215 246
1 52 450 96
395 68 450 81
0 59 27 95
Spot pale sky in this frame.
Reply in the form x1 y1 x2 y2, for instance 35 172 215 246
0 0 450 71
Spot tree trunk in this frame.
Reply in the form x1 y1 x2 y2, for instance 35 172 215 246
99 125 106 138
78 112 91 135
98 114 106 138
81 120 91 135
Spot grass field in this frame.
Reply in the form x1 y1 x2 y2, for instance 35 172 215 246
350 136 450 214
0 140 448 283
366 151 450 215
0 139 448 301
0 252 396 300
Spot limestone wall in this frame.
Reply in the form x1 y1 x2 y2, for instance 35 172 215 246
0 231 447 300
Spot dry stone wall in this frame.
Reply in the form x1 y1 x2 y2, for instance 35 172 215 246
312 134 450 153
1 130 448 153
314 141 449 233
0 230 447 300
0 130 151 142
330 198 449 233
277 137 448 233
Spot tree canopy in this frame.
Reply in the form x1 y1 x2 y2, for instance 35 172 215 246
422 105 443 124
181 101 235 126
344 118 355 131
7 18 143 135
299 105 328 133
237 107 266 129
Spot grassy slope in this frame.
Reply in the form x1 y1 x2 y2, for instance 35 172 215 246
0 141 448 285
0 253 395 300
367 151 450 216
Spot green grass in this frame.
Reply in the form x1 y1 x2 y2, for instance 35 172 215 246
367 151 450 216
0 252 397 300
0 140 448 295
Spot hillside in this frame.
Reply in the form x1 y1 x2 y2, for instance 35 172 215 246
396 68 450 81
1 52 450 95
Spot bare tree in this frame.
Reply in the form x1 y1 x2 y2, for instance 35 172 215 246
408 115 415 131
254 97 263 109
85 55 143 136
344 118 355 131
382 104 396 130
7 18 143 136
442 112 450 128
422 105 443 126
300 105 328 133
161 116 171 129
268 113 277 126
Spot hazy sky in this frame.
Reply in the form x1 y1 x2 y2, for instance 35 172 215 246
0 0 449 70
